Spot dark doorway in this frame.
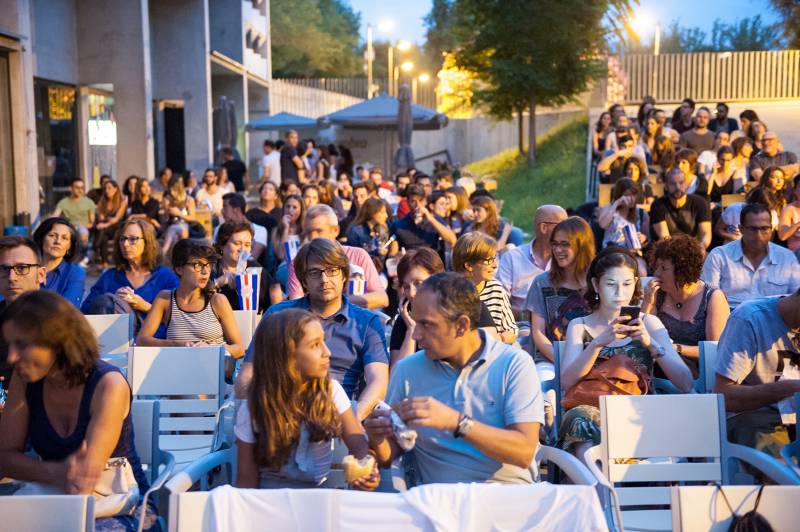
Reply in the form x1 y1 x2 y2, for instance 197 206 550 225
164 106 186 174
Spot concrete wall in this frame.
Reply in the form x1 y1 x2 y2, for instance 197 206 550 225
150 0 212 174
333 109 586 175
30 0 78 83
208 0 242 62
77 0 154 181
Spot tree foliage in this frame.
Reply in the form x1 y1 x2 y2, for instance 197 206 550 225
628 16 783 54
270 0 362 78
448 0 633 164
769 0 800 49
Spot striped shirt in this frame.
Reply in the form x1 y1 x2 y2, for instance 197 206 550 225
479 280 518 334
166 291 225 345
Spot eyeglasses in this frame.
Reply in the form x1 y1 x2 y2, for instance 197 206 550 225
480 256 498 266
742 225 772 234
551 241 571 250
119 236 143 245
306 267 342 280
186 261 214 273
0 263 40 278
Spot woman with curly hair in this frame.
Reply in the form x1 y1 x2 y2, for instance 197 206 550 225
642 235 729 375
235 308 379 489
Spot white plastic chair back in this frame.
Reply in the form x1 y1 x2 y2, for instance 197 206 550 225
128 346 225 469
232 310 257 348
86 313 133 356
598 394 726 531
131 399 162 484
0 495 93 531
671 485 800 531
700 341 718 393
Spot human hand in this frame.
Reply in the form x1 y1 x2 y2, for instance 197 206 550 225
642 278 661 309
65 440 103 495
624 317 651 348
592 317 631 348
350 460 380 491
363 408 394 446
397 397 460 432
127 293 148 312
398 297 415 330
282 214 293 226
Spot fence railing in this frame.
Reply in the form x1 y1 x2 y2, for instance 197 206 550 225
275 77 438 109
615 49 800 104
269 80 363 118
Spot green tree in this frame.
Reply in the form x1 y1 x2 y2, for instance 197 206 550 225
770 0 800 49
270 0 362 78
451 0 633 166
423 0 458 68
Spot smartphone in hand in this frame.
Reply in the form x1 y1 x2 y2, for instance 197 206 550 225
620 305 641 325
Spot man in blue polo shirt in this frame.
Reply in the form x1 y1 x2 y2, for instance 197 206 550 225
236 238 388 420
364 272 543 484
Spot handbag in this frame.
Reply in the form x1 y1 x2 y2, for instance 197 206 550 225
562 354 650 410
716 484 774 532
92 457 140 518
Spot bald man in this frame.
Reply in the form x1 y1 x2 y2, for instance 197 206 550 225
497 205 567 316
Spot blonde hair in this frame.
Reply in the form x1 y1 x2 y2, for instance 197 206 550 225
452 232 496 273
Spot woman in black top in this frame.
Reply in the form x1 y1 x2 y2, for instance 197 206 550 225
129 179 162 232
246 181 282 233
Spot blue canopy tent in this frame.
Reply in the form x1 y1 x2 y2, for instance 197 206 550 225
318 94 448 172
246 112 317 131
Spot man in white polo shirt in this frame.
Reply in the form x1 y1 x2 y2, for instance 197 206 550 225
364 273 543 485
701 203 800 309
497 205 566 316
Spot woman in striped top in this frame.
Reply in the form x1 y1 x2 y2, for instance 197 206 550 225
453 232 518 343
136 239 245 358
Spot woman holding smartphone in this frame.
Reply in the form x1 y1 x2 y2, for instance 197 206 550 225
559 247 693 457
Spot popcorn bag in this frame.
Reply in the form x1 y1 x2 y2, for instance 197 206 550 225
348 264 366 296
284 235 301 262
235 267 262 311
623 223 641 250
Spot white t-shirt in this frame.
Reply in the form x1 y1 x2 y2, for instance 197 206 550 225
262 151 282 186
234 379 351 484
196 187 226 215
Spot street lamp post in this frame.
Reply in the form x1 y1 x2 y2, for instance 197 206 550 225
651 23 660 98
367 25 374 99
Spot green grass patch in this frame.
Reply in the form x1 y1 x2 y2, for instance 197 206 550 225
463 117 588 235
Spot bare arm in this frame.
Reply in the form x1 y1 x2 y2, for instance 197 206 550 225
560 319 602 390
235 440 258 488
135 292 189 347
597 201 620 229
528 311 554 362
652 220 670 241
463 422 540 469
355 362 388 421
292 156 306 183
424 211 457 246
212 294 245 358
496 222 513 249
714 374 800 412
778 205 800 242
698 221 712 250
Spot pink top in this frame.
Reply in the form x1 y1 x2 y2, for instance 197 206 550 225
784 204 800 252
287 244 383 299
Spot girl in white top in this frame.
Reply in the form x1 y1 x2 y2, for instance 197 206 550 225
235 308 379 489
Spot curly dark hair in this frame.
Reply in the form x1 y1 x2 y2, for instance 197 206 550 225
647 234 704 288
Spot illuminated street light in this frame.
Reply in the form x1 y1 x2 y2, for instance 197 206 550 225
418 73 430 83
378 20 393 33
401 61 414 72
396 40 412 52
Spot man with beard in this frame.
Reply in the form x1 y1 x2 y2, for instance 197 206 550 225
709 102 739 134
236 238 389 419
650 168 712 249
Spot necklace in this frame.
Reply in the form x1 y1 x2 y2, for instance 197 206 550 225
675 302 683 310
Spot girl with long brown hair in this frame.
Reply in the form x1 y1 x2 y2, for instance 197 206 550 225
235 309 379 489
467 195 513 250
94 179 127 267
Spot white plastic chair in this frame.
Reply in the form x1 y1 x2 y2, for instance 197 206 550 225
0 494 93 531
127 346 226 470
671 485 800 531
86 313 134 355
584 394 799 532
131 400 176 532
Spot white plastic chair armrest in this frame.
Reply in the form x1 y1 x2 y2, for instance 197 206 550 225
583 445 624 532
137 451 176 532
164 448 235 494
536 445 597 486
726 442 800 485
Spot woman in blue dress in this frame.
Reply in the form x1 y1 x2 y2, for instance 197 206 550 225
32 217 85 308
0 291 158 531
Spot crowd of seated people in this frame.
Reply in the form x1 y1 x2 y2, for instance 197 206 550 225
0 98 799 529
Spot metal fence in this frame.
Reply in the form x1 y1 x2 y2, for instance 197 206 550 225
275 77 438 109
617 50 800 104
269 80 363 118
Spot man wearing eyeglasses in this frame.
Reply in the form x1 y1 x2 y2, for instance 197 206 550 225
0 236 46 390
701 203 800 309
748 131 799 181
237 238 389 419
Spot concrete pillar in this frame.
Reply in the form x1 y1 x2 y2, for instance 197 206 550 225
149 0 212 174
76 0 154 181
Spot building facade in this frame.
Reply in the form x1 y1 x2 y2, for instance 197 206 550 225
0 0 271 225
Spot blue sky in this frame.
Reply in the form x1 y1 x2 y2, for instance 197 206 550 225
346 0 781 45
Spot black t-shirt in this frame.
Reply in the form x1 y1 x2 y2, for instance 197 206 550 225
280 145 299 183
389 302 496 351
223 159 247 192
0 301 11 390
246 207 281 233
131 199 161 222
649 194 711 241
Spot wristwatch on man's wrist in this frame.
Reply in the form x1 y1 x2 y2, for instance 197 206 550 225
453 414 475 438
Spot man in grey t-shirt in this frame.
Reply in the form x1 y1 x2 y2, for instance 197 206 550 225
714 290 800 457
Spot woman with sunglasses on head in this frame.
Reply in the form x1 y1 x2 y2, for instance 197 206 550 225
136 239 244 357
524 217 596 384
32 217 85 308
